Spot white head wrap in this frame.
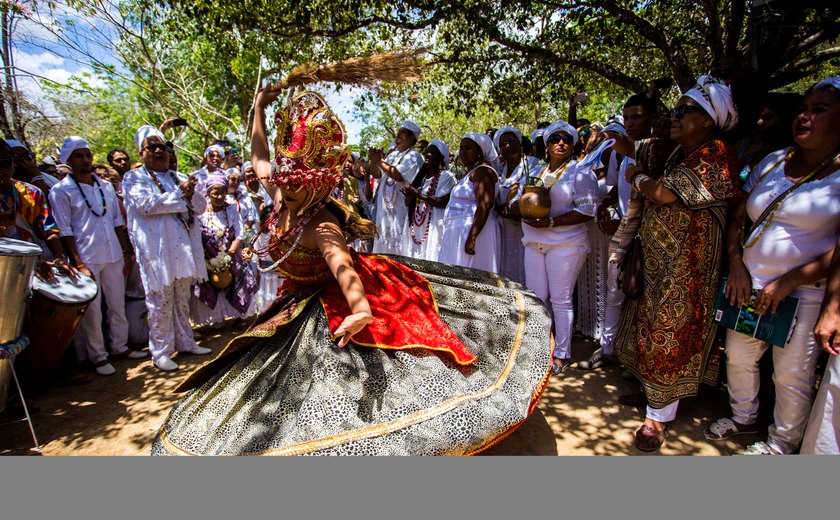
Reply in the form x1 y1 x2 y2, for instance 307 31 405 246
5 139 28 151
59 136 90 164
204 144 225 158
134 125 165 151
493 126 522 153
683 75 738 131
399 120 421 140
814 76 840 92
241 161 253 174
530 128 545 142
351 152 360 162
601 123 627 137
543 120 579 145
426 139 451 168
463 132 499 165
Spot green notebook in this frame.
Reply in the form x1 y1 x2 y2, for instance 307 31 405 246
714 277 800 347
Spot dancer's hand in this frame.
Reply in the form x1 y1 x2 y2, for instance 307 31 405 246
255 85 281 110
333 311 373 348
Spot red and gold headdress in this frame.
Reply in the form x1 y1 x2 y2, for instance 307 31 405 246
271 92 349 204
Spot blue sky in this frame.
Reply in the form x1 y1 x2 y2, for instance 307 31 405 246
12 1 367 144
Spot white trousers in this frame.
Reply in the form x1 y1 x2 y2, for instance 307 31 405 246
801 352 840 454
647 401 680 423
79 259 130 364
600 260 625 356
724 297 823 454
146 278 198 361
524 243 588 360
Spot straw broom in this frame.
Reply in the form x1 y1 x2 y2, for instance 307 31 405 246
269 48 429 92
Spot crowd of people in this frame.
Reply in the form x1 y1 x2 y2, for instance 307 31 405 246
1 73 837 455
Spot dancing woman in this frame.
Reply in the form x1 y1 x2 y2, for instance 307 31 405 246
151 89 554 456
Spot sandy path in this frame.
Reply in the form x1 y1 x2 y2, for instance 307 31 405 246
1 330 763 456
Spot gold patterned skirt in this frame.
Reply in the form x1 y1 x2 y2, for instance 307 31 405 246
151 256 553 455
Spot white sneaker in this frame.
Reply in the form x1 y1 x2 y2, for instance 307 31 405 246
94 362 116 376
181 345 212 356
154 355 179 372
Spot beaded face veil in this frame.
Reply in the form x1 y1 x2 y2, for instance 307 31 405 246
272 91 351 215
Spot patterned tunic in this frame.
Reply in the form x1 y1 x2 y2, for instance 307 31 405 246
615 140 741 407
0 180 59 243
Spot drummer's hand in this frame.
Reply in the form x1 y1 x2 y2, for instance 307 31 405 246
50 257 79 278
35 261 55 282
333 311 373 348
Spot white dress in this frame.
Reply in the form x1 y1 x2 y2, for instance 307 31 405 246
400 171 457 261
438 166 500 274
372 148 424 255
497 156 543 284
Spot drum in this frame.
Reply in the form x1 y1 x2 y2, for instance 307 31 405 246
0 238 42 412
15 268 98 394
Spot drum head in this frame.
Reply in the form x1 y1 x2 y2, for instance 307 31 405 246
0 237 43 257
33 268 98 304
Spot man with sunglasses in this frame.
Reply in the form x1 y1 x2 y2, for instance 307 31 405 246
122 126 212 372
6 139 58 196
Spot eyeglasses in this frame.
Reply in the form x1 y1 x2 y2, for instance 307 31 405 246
144 143 168 153
12 152 33 161
0 157 13 168
670 104 706 119
546 133 575 145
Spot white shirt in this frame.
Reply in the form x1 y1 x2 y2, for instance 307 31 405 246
200 204 245 242
227 188 258 226
123 166 208 294
49 174 125 265
520 160 599 247
743 147 840 300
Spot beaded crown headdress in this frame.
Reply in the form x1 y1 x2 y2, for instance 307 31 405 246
271 91 349 196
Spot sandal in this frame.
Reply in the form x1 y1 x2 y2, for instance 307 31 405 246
703 418 758 441
743 441 782 455
634 423 670 452
551 359 569 375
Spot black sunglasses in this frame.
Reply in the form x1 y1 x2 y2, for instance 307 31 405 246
546 133 574 145
0 157 13 168
144 143 168 153
670 104 706 119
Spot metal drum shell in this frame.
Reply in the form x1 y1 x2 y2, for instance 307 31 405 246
0 238 42 344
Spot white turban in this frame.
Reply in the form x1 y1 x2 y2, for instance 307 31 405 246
530 128 545 141
683 75 738 131
59 136 90 164
463 132 498 165
134 125 165 151
426 139 451 168
814 76 840 92
241 161 253 174
601 123 627 137
399 120 421 140
5 139 28 151
493 126 522 153
350 152 360 162
204 144 225 158
544 120 579 145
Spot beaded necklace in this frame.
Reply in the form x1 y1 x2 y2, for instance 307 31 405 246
70 174 106 217
143 166 193 230
743 147 840 249
537 157 571 184
250 199 327 273
205 203 231 239
411 173 441 245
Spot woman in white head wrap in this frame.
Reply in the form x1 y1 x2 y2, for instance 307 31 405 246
703 76 840 455
401 139 458 261
512 120 598 375
438 132 500 273
494 126 543 284
614 75 744 452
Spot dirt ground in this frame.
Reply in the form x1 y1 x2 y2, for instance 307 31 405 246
0 327 767 456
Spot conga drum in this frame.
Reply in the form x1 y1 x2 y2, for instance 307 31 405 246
0 238 42 412
15 268 98 393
